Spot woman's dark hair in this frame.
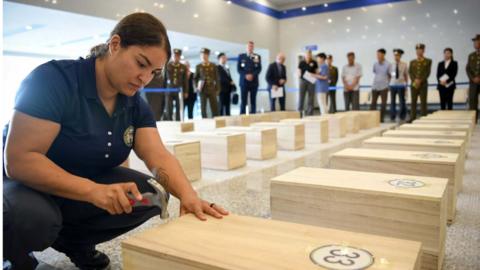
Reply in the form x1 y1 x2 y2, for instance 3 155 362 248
444 47 454 60
316 53 327 59
90 13 171 60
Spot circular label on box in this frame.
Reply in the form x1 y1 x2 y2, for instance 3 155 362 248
433 140 453 144
388 179 425 188
310 245 374 270
412 153 447 159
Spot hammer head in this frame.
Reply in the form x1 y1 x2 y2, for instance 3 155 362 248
128 178 170 220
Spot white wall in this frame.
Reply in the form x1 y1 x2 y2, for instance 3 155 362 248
278 0 480 110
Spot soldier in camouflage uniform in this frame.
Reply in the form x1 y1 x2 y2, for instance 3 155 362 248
466 34 480 122
408 43 432 122
164 49 189 121
194 48 221 118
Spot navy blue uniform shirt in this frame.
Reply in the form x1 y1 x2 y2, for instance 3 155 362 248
237 53 262 88
3 57 156 178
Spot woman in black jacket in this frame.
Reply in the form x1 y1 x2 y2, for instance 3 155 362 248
436 48 458 110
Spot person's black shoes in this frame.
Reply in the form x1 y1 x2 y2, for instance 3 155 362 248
52 242 110 270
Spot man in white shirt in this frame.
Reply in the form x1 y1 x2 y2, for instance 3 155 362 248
342 52 363 110
390 49 409 121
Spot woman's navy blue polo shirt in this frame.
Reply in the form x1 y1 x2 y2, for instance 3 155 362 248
8 57 156 178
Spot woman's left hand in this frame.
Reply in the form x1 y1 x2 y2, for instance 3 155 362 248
179 194 229 221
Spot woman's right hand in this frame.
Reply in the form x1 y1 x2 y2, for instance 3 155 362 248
87 182 143 215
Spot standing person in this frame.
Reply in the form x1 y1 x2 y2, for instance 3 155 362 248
466 34 480 122
237 41 262 114
312 53 329 115
195 48 221 118
164 48 189 121
265 53 287 111
217 53 235 116
408 43 432 121
297 50 317 116
184 61 196 119
390 49 409 121
144 70 167 121
2 13 228 270
326 55 338 113
342 52 363 111
370 48 392 122
436 48 458 110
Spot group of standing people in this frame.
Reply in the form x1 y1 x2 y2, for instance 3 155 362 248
144 41 262 120
297 34 480 123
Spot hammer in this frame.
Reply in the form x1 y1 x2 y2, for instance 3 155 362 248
127 178 170 220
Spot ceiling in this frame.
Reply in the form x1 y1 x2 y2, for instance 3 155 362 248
266 0 346 9
3 1 252 61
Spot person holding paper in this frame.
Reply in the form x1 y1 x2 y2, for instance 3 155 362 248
408 43 432 121
342 52 363 111
436 48 458 110
297 50 318 115
266 53 287 111
313 53 329 115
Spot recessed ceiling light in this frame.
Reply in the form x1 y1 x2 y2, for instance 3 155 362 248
362 7 368 12
432 24 438 28
154 2 158 6
302 6 307 11
426 13 430 18
51 0 57 3
25 25 33 30
159 4 164 8
361 35 367 39
193 13 199 18
416 0 422 4
346 28 350 33
181 55 185 60
227 0 232 4
401 35 405 40
377 33 382 38
327 18 333 23
364 25 369 30
324 3 328 7
388 3 393 8
453 9 458 14
377 18 383 24
346 16 351 21
183 46 189 51
215 51 220 55
401 16 406 21
181 0 186 3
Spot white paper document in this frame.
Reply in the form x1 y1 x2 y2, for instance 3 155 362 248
271 86 284 98
439 74 449 82
302 72 317 84
196 80 204 92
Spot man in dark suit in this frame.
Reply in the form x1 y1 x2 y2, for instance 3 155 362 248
237 41 262 114
436 48 458 110
217 53 236 116
265 53 287 111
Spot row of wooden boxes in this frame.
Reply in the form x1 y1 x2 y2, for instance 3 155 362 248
122 112 398 270
128 111 381 177
270 110 474 270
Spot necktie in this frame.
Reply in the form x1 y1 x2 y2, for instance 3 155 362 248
396 64 399 79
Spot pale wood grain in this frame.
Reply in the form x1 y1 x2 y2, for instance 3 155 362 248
218 126 277 160
280 118 329 144
251 122 305 150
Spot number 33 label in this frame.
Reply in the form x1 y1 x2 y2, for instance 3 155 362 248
310 245 374 270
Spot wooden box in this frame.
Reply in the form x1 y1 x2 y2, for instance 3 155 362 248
123 214 422 270
177 131 246 170
271 167 447 270
280 118 328 144
156 121 194 137
267 111 301 122
251 122 305 150
188 118 226 132
215 115 251 127
430 110 476 125
398 123 471 149
357 111 381 129
383 129 468 142
329 148 461 223
219 126 277 160
128 139 201 182
413 119 474 134
306 114 347 138
336 111 361 133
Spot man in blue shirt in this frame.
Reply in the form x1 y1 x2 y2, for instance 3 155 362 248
237 41 262 114
3 13 228 270
370 48 392 122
